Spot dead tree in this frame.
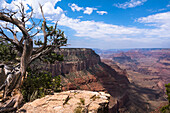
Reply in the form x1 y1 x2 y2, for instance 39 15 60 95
0 3 67 112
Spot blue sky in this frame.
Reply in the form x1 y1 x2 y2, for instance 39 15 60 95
0 0 170 49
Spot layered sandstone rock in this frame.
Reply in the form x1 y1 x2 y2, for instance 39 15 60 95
42 48 101 76
32 48 131 112
17 90 110 113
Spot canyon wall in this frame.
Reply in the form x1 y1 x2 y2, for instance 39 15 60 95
43 48 101 76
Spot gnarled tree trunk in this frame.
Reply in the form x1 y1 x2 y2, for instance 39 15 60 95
0 2 67 112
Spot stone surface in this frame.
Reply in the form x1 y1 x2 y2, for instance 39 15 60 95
17 90 110 113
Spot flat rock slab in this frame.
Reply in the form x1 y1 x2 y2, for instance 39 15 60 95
17 90 110 113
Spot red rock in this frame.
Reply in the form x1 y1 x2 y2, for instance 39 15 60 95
32 48 134 112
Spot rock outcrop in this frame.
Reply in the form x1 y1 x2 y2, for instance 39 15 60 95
17 90 110 113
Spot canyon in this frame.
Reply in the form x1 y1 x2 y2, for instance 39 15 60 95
28 48 170 112
99 48 170 112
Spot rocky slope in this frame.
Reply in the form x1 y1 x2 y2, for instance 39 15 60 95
17 90 110 113
100 49 170 111
32 48 149 112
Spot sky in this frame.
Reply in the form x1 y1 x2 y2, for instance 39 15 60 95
0 0 170 49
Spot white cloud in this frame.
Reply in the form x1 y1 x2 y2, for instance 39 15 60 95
0 0 63 36
0 21 9 26
58 14 144 40
58 11 170 41
114 0 147 9
77 16 83 18
0 0 29 12
96 11 108 15
0 0 63 21
83 7 97 15
1 0 170 49
68 3 96 15
137 11 170 38
167 4 170 7
137 12 170 25
36 33 44 36
68 3 106 15
26 21 32 26
13 26 21 32
68 3 83 12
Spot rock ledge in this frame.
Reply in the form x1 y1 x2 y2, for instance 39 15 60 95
17 90 110 113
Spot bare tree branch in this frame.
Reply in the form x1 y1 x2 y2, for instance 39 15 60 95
0 8 17 18
0 12 29 37
15 2 26 26
30 29 41 37
33 4 52 54
29 46 54 65
25 8 33 22
0 23 20 44
27 19 41 32
0 27 17 46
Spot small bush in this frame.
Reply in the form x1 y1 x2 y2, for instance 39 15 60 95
42 52 64 63
21 68 61 102
160 105 170 113
0 41 16 63
161 83 170 113
80 98 85 105
74 106 82 113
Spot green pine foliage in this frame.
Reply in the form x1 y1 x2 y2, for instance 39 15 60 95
0 41 16 63
21 68 61 102
42 52 64 63
165 83 170 104
161 83 170 113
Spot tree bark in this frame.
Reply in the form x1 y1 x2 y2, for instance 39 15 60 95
20 38 33 79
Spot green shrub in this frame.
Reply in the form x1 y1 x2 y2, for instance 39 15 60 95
80 98 85 105
74 106 82 113
160 105 170 113
21 68 61 102
42 52 64 63
0 41 16 63
165 83 170 104
161 83 170 113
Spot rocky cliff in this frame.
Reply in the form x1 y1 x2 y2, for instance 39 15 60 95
32 48 134 112
42 48 101 76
